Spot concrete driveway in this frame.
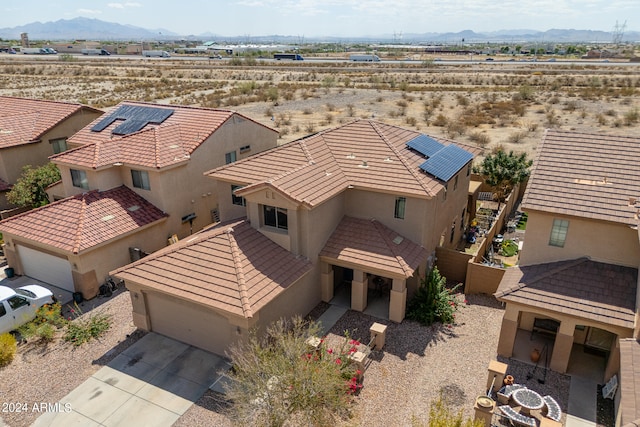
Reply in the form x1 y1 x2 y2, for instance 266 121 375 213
33 333 229 427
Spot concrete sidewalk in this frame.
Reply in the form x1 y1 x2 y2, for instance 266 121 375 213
33 333 227 427
566 375 597 427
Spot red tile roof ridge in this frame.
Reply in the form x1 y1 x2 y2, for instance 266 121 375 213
495 257 590 298
370 121 438 197
371 219 416 277
225 228 254 319
0 95 102 112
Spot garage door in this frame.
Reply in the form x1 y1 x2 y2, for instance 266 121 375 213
17 245 74 292
146 291 233 356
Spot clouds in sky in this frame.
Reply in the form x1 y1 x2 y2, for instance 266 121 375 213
1 0 637 36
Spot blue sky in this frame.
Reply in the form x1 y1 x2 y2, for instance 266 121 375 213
1 0 638 37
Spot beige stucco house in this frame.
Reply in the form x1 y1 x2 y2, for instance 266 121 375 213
0 96 103 211
113 119 478 355
493 130 640 424
0 102 278 298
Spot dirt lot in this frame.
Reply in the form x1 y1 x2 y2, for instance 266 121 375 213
0 55 638 160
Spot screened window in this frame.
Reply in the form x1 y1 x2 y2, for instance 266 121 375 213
50 137 68 154
70 169 88 190
239 145 251 154
231 185 246 206
263 205 288 230
549 219 569 247
394 197 406 219
131 170 151 190
225 151 237 164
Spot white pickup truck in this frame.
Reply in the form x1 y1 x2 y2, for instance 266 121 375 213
0 285 55 334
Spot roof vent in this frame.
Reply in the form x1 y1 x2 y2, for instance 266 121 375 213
101 215 115 221
346 153 356 159
127 205 140 212
325 170 332 176
629 197 637 206
359 161 368 168
393 235 404 245
383 157 393 163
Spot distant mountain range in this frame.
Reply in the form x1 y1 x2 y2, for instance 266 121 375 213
0 17 638 44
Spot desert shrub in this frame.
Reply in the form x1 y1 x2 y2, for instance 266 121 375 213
346 104 355 117
596 113 607 125
515 84 535 101
432 114 448 127
468 131 490 147
411 395 484 427
264 107 274 118
223 317 361 426
407 267 462 326
304 122 316 133
405 116 417 126
446 121 466 137
302 108 312 115
508 131 528 144
64 307 111 346
0 333 17 367
563 100 578 112
624 108 639 125
17 303 65 343
456 93 470 107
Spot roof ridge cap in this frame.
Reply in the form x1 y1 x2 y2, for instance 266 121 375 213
371 219 414 277
72 192 90 254
369 122 436 197
226 228 253 319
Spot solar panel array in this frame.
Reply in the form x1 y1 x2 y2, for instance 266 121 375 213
91 105 174 135
406 134 473 182
418 144 473 182
406 134 444 158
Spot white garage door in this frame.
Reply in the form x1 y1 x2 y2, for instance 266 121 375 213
17 245 74 292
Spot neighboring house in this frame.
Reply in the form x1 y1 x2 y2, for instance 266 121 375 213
0 96 103 211
494 130 640 422
0 101 278 298
113 119 478 355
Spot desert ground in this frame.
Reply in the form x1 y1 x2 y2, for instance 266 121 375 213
0 55 639 159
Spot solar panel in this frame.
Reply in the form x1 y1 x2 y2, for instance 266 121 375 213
406 134 444 158
91 105 174 135
419 144 473 182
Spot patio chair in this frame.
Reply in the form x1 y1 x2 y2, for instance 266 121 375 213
542 395 562 422
497 405 537 427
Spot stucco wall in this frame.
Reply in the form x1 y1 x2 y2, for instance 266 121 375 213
435 246 472 284
519 210 640 267
465 262 505 294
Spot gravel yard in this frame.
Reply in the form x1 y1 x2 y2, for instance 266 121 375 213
178 294 517 426
0 290 143 427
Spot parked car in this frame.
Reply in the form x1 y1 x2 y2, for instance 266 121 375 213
0 285 55 334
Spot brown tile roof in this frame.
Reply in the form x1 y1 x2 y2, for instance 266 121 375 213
0 185 167 254
0 96 101 149
522 130 640 225
208 120 478 206
495 258 637 329
319 216 428 278
51 101 275 169
620 338 640 426
111 219 313 319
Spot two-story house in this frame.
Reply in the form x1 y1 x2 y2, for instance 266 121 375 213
0 96 103 211
0 101 278 298
112 119 478 356
493 130 640 423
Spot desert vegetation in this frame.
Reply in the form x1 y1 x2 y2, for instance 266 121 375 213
0 56 638 157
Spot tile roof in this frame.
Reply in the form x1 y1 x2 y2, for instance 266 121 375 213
619 338 640 426
0 96 101 149
522 130 640 225
207 120 478 207
0 185 167 254
111 219 313 319
495 258 637 329
51 101 276 169
319 216 428 278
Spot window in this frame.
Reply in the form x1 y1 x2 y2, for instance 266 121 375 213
453 175 459 191
131 170 151 190
239 145 251 154
263 205 288 230
394 197 406 219
225 151 237 164
70 169 88 190
549 219 569 247
7 296 28 310
50 137 68 154
231 185 246 206
0 304 6 317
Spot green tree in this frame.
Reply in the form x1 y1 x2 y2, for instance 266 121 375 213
223 317 360 427
6 163 61 208
407 267 462 326
474 150 532 208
